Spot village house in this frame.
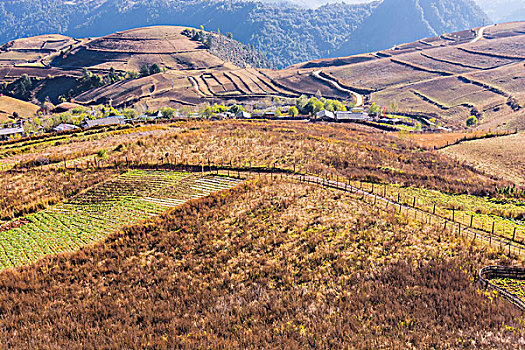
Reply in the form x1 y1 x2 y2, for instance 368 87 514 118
53 123 80 132
81 116 125 129
235 111 251 119
335 111 370 121
316 109 335 120
0 127 25 141
263 110 275 118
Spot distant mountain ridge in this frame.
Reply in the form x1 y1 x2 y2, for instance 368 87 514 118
0 0 489 67
334 0 489 57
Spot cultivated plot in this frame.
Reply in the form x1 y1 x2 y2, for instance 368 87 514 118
0 170 243 269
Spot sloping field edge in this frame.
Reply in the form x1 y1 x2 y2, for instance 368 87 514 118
478 265 525 310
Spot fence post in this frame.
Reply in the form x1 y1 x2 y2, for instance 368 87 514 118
513 227 516 242
470 215 473 228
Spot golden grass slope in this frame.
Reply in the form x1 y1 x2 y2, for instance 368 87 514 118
0 95 39 121
0 178 521 348
442 131 525 185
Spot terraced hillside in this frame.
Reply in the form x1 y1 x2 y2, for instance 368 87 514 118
270 21 525 130
0 170 243 269
0 26 299 109
0 23 524 129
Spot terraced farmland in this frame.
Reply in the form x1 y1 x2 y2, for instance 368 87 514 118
0 170 243 269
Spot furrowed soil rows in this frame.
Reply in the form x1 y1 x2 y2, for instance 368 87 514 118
0 170 243 269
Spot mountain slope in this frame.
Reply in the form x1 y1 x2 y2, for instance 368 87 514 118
334 0 490 57
0 0 377 68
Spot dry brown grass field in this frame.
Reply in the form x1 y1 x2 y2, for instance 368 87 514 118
0 95 40 121
402 131 490 148
4 120 510 196
0 119 522 347
0 178 522 348
442 132 525 185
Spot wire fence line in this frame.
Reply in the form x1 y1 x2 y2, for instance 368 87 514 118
8 155 525 308
9 155 525 258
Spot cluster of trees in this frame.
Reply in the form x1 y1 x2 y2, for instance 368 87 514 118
201 103 246 118
507 96 521 111
182 27 271 69
58 68 142 103
139 63 162 77
182 27 213 49
296 95 347 116
0 74 38 100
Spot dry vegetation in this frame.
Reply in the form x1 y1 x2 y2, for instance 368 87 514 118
0 118 522 347
0 167 119 222
442 132 525 185
0 179 522 348
8 120 512 197
0 95 40 121
402 130 490 148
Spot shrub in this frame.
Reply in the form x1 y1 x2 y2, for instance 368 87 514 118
466 116 478 127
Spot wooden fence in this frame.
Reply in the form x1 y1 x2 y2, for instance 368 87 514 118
478 266 525 310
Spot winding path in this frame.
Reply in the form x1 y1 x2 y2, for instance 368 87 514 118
312 70 363 106
471 24 495 44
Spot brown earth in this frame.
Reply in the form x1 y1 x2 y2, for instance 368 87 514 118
271 22 525 131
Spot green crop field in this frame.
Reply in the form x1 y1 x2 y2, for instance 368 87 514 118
489 278 525 300
0 170 243 269
356 180 525 243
